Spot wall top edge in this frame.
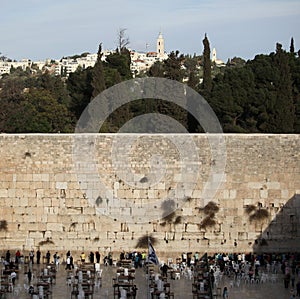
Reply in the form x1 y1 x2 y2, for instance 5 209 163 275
0 133 299 137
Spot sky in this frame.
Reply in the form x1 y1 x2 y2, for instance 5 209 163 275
1 0 300 62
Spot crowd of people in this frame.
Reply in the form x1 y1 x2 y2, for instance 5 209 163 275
205 252 300 298
1 249 300 298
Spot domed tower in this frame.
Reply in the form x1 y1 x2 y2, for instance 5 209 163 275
156 32 165 58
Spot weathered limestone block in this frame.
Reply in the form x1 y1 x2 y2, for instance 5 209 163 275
29 231 44 239
0 189 8 197
47 223 63 232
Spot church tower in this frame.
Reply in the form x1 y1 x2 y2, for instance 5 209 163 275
156 32 165 58
212 48 217 63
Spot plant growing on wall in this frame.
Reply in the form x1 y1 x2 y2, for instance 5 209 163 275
135 235 157 248
203 201 219 215
200 216 216 229
0 220 8 231
245 204 269 222
162 211 176 223
249 208 269 222
174 216 182 225
245 204 256 214
199 201 219 229
38 238 54 246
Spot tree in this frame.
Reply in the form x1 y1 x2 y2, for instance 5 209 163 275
202 34 212 93
268 43 295 132
35 72 71 106
0 89 73 133
163 50 185 81
67 67 93 119
148 61 164 77
105 50 132 81
117 28 130 53
91 43 106 98
290 37 295 54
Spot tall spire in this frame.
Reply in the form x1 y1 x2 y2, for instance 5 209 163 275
157 31 165 58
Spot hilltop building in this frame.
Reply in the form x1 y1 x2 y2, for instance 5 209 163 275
0 33 168 77
0 33 225 78
212 48 225 66
130 32 169 76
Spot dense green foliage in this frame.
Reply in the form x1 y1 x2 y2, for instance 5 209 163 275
0 40 299 133
207 43 299 133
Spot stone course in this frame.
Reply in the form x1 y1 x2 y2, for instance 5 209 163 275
0 134 299 257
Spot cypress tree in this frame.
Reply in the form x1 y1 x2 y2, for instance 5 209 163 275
202 33 212 93
271 43 295 132
91 43 106 99
290 37 295 54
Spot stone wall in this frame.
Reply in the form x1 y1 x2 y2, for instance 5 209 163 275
0 134 299 259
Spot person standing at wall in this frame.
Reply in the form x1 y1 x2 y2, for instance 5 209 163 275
70 255 74 269
66 256 71 270
15 250 21 264
29 250 34 264
6 250 10 263
89 252 94 263
46 251 50 264
95 251 100 264
36 249 41 264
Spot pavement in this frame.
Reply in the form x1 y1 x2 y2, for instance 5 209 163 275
1 262 298 299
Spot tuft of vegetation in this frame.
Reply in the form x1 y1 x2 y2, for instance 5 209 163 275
174 216 182 224
203 201 219 215
38 238 54 246
0 220 8 231
135 235 157 248
162 211 176 223
249 209 269 222
245 204 256 214
200 216 216 229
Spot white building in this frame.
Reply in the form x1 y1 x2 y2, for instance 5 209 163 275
212 48 225 66
0 59 32 75
0 33 168 77
130 32 168 75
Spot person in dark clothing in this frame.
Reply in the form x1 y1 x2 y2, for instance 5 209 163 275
15 250 21 264
36 250 41 264
161 263 169 278
95 251 100 264
6 250 11 263
27 269 32 284
89 252 94 263
46 251 50 264
70 255 74 269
